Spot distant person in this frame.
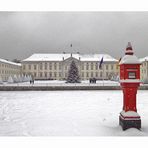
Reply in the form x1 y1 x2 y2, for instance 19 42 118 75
30 79 34 84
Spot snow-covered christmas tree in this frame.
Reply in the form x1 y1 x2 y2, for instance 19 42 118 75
13 75 18 83
7 76 14 83
66 60 80 83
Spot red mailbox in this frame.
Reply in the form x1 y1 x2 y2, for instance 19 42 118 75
119 42 141 130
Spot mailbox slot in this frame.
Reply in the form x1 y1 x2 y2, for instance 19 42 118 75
128 72 136 79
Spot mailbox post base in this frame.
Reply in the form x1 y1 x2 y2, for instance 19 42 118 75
119 111 141 130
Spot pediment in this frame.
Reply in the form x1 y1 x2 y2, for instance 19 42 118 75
63 56 80 64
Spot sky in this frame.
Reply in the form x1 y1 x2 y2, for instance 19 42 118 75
0 12 148 60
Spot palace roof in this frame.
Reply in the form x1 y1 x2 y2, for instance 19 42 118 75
22 53 118 62
0 58 21 66
139 56 148 62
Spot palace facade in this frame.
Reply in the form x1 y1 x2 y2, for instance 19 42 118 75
140 56 148 81
0 58 21 81
1 53 148 82
21 53 119 80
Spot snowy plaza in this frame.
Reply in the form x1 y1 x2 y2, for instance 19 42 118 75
0 90 148 136
1 12 148 139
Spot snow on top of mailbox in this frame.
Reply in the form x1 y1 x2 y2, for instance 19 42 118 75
120 111 140 117
120 42 141 64
119 54 141 64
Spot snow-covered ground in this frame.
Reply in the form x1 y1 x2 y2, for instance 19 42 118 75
0 90 148 136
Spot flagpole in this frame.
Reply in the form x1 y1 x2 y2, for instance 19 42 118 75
102 57 104 86
103 63 104 86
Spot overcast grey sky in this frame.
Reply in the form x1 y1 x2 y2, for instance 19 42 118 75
0 12 148 60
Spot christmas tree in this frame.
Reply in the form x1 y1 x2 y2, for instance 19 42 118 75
66 60 80 83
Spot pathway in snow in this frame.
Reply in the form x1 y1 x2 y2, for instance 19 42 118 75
0 90 148 136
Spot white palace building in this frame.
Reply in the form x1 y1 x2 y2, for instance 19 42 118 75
21 53 119 80
1 53 148 82
140 56 148 81
0 58 21 81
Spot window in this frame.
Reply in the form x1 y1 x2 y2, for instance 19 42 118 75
128 72 136 79
100 72 102 77
40 63 42 70
45 63 47 70
96 72 98 77
86 72 89 77
111 65 113 70
54 63 57 70
91 63 93 70
45 72 47 77
91 72 93 77
82 64 84 70
34 72 36 77
86 63 89 70
59 64 61 70
82 72 84 77
40 72 42 77
49 63 52 70
49 72 52 77
54 72 56 77
23 65 26 70
116 65 118 69
95 63 98 70
34 65 36 70
28 65 31 70
106 65 108 70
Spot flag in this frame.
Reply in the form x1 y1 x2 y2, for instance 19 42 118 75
99 57 104 69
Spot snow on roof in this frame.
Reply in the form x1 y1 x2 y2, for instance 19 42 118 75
119 55 141 64
22 53 118 62
139 56 148 62
0 58 21 66
23 53 77 62
80 54 118 62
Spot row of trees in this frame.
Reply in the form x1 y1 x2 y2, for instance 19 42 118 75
0 74 32 84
